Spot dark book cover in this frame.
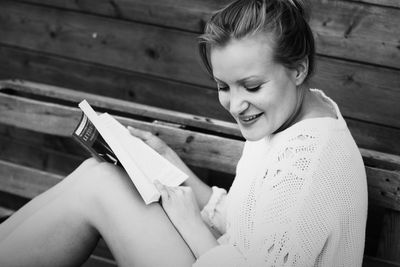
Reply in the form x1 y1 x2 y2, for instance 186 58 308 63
72 113 121 166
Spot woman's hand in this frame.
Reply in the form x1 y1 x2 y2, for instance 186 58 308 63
154 181 203 230
128 126 185 169
128 126 213 210
154 181 218 258
127 126 171 158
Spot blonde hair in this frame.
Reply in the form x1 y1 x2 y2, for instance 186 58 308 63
198 0 315 82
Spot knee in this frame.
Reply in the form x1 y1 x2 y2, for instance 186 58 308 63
70 161 140 211
78 157 102 171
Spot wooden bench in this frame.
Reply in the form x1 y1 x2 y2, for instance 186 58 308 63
0 80 400 266
0 0 399 266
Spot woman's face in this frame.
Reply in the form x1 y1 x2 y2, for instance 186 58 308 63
210 34 299 141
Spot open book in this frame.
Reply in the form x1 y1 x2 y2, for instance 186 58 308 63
72 100 188 204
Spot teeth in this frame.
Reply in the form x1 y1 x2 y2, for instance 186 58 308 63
243 114 260 122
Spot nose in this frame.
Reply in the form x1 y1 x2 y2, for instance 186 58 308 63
228 88 249 116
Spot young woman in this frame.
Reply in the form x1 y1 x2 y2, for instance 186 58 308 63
0 0 368 266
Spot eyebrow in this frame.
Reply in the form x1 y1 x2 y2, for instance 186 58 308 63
213 75 263 84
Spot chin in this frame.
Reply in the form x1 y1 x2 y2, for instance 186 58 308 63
240 129 269 141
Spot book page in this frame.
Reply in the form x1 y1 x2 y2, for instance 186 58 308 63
78 100 160 204
99 113 188 187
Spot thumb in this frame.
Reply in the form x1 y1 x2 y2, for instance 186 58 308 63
127 126 152 141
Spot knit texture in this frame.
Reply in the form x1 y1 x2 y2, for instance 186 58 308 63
196 90 368 267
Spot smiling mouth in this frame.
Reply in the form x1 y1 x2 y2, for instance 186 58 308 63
239 112 264 123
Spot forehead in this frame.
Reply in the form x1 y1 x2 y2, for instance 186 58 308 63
210 34 275 81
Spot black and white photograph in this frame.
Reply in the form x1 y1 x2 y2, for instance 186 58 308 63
0 0 399 266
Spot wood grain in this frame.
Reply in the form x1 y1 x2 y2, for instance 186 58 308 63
309 56 400 129
0 206 13 219
1 86 400 211
0 80 239 137
366 167 400 211
15 0 226 33
0 160 62 198
311 0 400 68
363 255 400 267
0 1 213 87
360 148 400 171
7 0 400 68
377 210 400 262
0 128 84 175
346 119 400 156
0 92 243 174
0 46 231 122
81 255 116 267
0 45 399 133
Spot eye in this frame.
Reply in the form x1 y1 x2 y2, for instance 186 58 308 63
245 85 261 92
217 84 229 92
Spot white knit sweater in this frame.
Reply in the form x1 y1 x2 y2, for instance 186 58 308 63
195 90 368 267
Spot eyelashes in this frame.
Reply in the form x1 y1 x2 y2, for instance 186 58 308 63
217 84 229 91
246 85 262 92
217 84 262 92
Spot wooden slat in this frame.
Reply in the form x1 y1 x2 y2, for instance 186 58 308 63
363 255 400 267
364 205 385 256
0 128 84 175
1 91 400 212
0 79 239 137
92 239 114 263
0 206 13 220
1 77 399 156
346 119 400 156
0 124 86 156
0 93 243 174
15 0 224 33
310 0 400 69
82 255 117 267
1 1 400 94
0 160 62 199
0 46 232 122
0 191 29 212
0 1 213 88
1 45 399 136
366 167 400 211
2 151 400 211
8 0 400 69
3 80 400 166
310 56 400 130
377 210 400 263
360 148 400 171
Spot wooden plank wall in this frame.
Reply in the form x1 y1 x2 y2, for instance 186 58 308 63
0 0 399 154
0 0 399 264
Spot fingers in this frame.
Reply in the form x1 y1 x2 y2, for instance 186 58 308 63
127 126 153 141
154 180 191 203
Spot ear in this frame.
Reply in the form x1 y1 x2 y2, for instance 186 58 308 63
294 57 309 86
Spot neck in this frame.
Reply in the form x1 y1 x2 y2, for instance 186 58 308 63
273 86 307 134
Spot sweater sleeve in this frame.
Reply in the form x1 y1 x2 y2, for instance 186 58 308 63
200 186 228 235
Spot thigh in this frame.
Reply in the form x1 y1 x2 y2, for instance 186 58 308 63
0 157 100 240
75 162 196 267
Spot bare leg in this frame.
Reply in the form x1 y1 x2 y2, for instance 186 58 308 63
0 157 100 241
0 161 195 267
